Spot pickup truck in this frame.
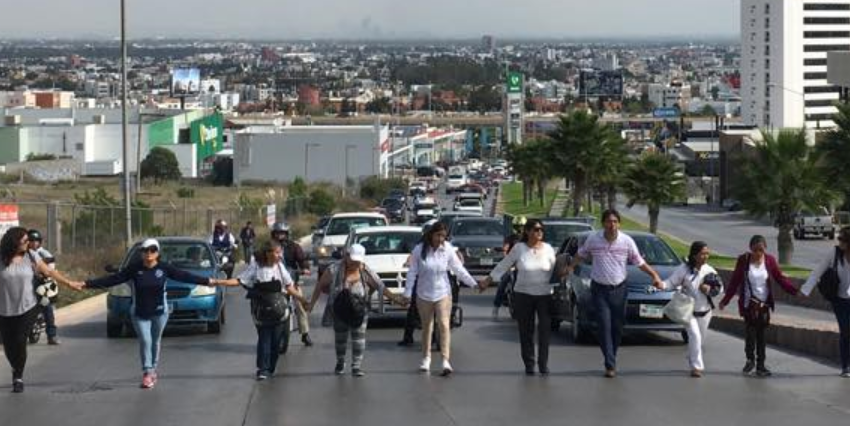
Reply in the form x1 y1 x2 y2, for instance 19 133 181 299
793 207 836 240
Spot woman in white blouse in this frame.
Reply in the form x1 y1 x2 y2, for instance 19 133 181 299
481 219 567 376
653 241 722 378
404 222 480 376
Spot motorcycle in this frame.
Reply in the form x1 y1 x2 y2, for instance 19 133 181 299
215 248 235 279
28 310 46 344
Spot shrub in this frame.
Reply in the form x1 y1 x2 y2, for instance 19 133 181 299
26 153 57 162
176 187 195 198
140 147 182 184
359 177 407 204
308 188 336 216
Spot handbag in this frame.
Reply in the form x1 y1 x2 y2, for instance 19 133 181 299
663 291 695 325
817 247 841 303
26 252 58 307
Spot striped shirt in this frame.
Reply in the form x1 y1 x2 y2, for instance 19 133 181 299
577 231 645 286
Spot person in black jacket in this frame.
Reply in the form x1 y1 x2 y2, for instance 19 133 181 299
81 239 224 390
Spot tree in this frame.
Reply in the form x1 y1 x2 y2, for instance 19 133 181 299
733 129 838 264
699 105 717 117
467 86 501 113
817 101 850 208
140 147 181 184
506 139 553 208
621 153 686 234
365 97 392 114
595 133 631 210
308 188 336 216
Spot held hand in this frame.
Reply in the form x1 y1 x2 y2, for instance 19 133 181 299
718 301 727 311
302 269 312 276
69 281 85 291
652 278 665 290
699 284 711 295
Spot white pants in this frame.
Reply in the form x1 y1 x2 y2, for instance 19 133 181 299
686 311 712 370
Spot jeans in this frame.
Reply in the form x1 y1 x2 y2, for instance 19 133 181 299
243 245 254 263
832 297 850 370
130 311 169 374
43 303 57 339
418 296 452 360
591 282 627 370
0 307 40 380
513 292 552 371
334 318 368 369
493 273 511 308
256 323 284 374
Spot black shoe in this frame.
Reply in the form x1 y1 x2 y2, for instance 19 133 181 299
11 380 23 393
397 337 414 347
334 361 345 375
742 360 756 374
47 336 60 346
525 365 535 376
352 368 365 377
301 334 313 347
756 366 772 377
539 366 550 376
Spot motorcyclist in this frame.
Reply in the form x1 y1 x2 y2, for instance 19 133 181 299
210 220 238 278
271 222 313 347
27 229 60 345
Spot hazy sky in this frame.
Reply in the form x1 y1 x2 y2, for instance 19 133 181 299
0 0 740 39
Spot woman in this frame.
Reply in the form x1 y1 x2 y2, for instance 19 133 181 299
307 244 405 377
213 241 308 380
800 226 850 378
83 239 223 389
654 241 723 378
719 235 798 377
0 227 81 393
482 219 565 376
404 222 479 376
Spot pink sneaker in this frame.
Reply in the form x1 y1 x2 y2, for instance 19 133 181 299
141 373 155 389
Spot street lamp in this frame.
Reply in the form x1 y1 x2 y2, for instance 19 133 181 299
120 0 131 247
344 144 357 197
304 143 320 181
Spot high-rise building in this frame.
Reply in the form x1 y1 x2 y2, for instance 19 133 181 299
742 0 850 130
482 35 496 53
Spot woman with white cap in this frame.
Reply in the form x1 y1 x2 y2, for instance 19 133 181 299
307 244 406 376
81 238 223 389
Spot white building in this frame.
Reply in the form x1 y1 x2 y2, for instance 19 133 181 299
648 82 692 110
742 0 850 129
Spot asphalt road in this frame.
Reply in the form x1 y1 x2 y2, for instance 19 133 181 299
617 202 836 270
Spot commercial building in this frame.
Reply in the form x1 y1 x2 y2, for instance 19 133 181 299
648 82 692 111
741 0 850 130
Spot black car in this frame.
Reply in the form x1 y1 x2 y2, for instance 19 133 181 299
387 189 407 205
381 198 406 223
539 218 594 248
449 217 505 275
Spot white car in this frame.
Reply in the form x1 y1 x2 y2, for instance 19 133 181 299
345 226 422 315
316 212 388 271
412 197 440 224
446 174 467 193
454 199 484 215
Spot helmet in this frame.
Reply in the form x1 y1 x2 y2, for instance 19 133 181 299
27 229 42 242
271 222 290 233
512 215 527 227
215 219 228 228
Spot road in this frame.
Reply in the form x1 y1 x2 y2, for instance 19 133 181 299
617 202 835 270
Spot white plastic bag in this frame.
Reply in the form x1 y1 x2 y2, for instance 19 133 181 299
663 291 695 325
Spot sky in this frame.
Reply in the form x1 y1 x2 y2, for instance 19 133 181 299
0 0 740 40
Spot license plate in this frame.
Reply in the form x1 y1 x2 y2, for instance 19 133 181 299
639 304 664 319
479 257 493 266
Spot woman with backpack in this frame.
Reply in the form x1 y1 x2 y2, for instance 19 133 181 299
307 244 406 377
719 235 799 377
652 241 723 378
800 226 850 378
213 240 308 381
404 222 480 376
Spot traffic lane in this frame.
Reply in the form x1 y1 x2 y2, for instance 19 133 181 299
617 202 833 269
436 183 496 218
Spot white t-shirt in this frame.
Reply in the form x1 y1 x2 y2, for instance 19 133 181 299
489 242 557 296
748 261 769 302
237 261 293 291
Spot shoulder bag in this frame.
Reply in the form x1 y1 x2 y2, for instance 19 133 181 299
817 247 841 303
663 268 695 325
26 252 58 307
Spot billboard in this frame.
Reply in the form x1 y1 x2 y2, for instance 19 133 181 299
579 70 624 97
653 107 681 118
190 113 224 167
0 204 19 238
171 68 201 96
507 71 523 94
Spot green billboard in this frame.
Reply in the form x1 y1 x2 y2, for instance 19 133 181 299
190 113 224 165
507 71 523 94
147 117 175 148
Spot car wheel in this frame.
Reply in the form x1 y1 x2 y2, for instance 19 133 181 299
681 330 690 344
571 302 591 344
828 232 836 240
208 307 223 334
106 318 124 338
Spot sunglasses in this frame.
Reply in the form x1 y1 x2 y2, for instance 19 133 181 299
531 227 544 233
142 247 159 253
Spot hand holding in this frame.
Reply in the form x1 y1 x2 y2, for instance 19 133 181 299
718 301 727 311
699 284 711 295
69 281 86 291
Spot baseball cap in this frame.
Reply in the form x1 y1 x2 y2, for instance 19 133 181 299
348 244 366 263
141 239 160 250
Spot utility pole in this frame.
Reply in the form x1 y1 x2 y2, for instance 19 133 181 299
120 0 132 247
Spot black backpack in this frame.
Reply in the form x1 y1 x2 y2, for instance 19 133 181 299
333 286 368 328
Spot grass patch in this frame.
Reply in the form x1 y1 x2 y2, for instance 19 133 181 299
500 182 559 217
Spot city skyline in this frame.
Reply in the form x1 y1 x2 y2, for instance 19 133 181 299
0 0 740 40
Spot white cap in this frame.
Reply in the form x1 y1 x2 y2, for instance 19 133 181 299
141 238 160 250
348 244 366 263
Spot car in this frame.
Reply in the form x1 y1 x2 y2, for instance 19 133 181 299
344 226 422 317
105 237 227 338
458 183 488 199
446 174 467 193
556 231 686 343
538 218 595 248
449 217 505 275
315 212 388 271
794 207 836 240
438 211 482 231
311 216 331 249
411 197 440 225
381 198 407 223
454 199 484 215
387 189 407 205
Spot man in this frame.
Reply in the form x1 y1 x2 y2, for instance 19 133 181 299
239 221 256 263
27 229 60 345
565 209 664 378
271 222 314 347
210 220 237 278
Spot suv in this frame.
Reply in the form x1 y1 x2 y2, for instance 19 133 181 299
794 207 836 240
315 212 388 271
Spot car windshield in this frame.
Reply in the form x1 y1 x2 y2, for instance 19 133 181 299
449 174 464 180
452 220 503 237
417 203 437 210
459 200 482 207
129 242 215 270
543 223 593 247
577 234 680 266
354 232 421 255
327 217 386 235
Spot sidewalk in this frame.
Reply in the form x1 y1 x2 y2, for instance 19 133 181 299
547 180 569 217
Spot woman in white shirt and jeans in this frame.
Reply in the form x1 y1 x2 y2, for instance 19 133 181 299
405 222 479 376
482 219 566 375
654 241 723 378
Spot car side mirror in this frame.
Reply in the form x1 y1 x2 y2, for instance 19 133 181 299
105 264 118 273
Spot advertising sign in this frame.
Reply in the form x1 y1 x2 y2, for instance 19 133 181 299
265 204 276 227
171 68 201 96
0 204 19 238
190 113 224 165
653 107 681 119
507 71 523 94
579 70 624 97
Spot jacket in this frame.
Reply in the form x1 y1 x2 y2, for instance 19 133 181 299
720 253 798 317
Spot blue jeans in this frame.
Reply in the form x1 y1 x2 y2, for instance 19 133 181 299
591 282 627 370
43 304 57 338
833 298 850 370
493 273 511 308
131 311 169 374
243 245 254 263
256 323 284 374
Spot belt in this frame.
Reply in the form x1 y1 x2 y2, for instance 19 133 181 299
591 280 625 288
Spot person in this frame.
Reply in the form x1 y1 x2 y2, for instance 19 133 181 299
0 227 81 393
719 235 799 377
800 226 850 378
212 241 308 380
564 209 664 378
492 233 521 319
653 241 723 378
81 239 226 389
307 244 406 377
271 222 313 347
27 229 60 345
210 220 238 278
482 219 566 375
239 221 256 263
404 222 480 376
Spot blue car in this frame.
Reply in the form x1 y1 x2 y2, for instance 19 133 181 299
105 237 228 338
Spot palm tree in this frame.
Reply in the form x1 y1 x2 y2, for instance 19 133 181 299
733 129 839 264
550 110 611 216
817 101 850 207
594 132 631 210
621 152 685 234
506 138 553 208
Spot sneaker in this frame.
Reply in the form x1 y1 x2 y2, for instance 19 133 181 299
840 369 850 378
539 366 550 376
256 371 269 381
11 379 24 393
441 360 453 376
604 369 617 378
690 369 703 378
525 366 535 376
756 367 772 377
301 334 313 347
47 336 61 346
334 361 345 375
742 360 756 374
141 373 155 389
150 371 158 386
419 357 431 373
352 368 365 377
491 307 500 320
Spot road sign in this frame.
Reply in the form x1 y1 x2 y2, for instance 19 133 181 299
265 204 276 227
507 71 523 94
653 107 680 118
0 204 19 238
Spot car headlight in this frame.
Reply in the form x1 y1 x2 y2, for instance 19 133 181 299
192 285 218 297
109 283 132 297
317 246 330 256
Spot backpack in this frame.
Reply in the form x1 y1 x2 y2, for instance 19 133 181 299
249 265 290 325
